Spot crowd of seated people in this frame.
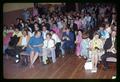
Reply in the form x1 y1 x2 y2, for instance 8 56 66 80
3 3 116 71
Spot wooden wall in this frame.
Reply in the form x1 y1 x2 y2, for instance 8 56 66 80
3 3 63 27
3 3 34 27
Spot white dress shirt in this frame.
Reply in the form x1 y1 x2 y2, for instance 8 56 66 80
51 33 61 44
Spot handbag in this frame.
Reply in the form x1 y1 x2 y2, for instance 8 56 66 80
84 61 92 70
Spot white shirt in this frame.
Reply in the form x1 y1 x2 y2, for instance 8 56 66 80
21 36 27 46
52 33 61 44
43 39 55 48
112 37 116 43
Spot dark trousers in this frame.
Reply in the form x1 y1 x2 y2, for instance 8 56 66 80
101 52 116 68
55 42 61 58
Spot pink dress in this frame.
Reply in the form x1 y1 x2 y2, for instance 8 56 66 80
76 34 82 56
3 32 13 46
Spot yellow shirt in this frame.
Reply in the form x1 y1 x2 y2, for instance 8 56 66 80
12 31 22 37
91 39 103 50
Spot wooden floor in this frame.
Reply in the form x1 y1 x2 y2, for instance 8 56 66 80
3 54 116 79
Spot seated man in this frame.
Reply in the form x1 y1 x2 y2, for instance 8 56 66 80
42 33 56 64
101 30 116 71
62 28 75 54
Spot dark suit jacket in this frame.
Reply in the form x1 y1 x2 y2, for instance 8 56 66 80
103 36 116 52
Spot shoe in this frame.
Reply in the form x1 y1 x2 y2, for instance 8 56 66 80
43 60 47 65
112 75 116 79
16 54 19 58
83 56 87 59
91 68 97 73
15 59 19 63
46 58 51 64
29 64 34 68
87 59 91 62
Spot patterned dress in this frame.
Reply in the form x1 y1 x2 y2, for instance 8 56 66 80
81 38 90 58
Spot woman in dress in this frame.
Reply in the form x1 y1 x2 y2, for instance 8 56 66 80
75 30 82 58
81 32 90 59
26 31 44 68
89 32 103 72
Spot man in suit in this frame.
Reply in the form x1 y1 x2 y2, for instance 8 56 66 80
101 30 116 71
62 28 75 54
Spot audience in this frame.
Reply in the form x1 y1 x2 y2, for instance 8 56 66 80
3 3 116 72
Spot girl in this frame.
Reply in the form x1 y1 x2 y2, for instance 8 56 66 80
81 32 90 59
75 30 82 58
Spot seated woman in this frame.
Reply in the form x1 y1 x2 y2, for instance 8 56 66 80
42 33 56 64
17 29 30 49
31 22 40 36
81 32 90 59
89 32 103 73
26 31 44 68
16 29 30 63
23 27 32 37
62 28 75 54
